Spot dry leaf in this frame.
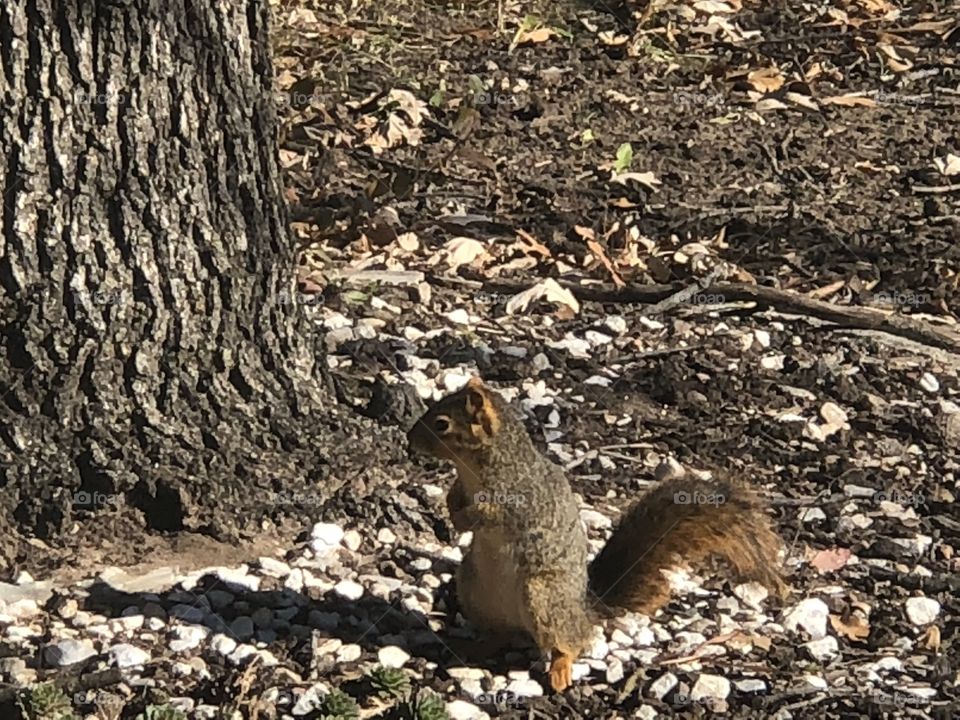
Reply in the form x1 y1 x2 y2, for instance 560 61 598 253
808 280 846 299
442 236 488 269
611 171 661 190
748 67 785 93
822 93 878 107
830 612 870 641
515 229 551 258
517 27 556 44
934 153 960 177
756 98 788 112
921 625 941 651
505 278 580 315
586 239 626 289
809 547 852 572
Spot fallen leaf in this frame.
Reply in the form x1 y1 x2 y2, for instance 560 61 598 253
830 612 870 641
611 171 661 191
822 93 878 108
517 27 556 44
515 229 551 258
810 547 852 572
441 236 488 269
808 280 846 299
934 153 960 177
921 625 941 650
748 67 785 93
586 239 626 289
505 278 580 315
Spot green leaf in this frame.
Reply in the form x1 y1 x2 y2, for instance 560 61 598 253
614 143 633 172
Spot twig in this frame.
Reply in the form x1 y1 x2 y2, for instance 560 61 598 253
912 183 960 194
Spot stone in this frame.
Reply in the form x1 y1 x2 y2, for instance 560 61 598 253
333 579 364 601
447 700 484 720
258 556 291 578
505 678 543 697
210 634 237 656
336 643 362 662
783 598 829 639
804 636 839 660
229 616 255 641
170 604 205 623
377 645 410 668
905 597 940 626
109 643 151 668
44 638 97 667
447 667 485 681
648 672 678 700
377 528 397 544
311 522 345 548
690 673 731 701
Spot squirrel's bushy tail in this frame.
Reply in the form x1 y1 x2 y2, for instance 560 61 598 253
587 475 787 615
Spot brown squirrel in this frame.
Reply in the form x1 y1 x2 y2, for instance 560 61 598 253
407 377 787 692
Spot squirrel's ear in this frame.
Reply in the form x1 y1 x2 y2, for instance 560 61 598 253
463 379 501 438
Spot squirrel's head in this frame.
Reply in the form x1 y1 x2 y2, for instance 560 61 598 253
407 377 503 461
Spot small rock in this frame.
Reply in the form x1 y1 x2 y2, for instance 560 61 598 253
606 657 625 683
690 673 731 701
801 507 827 523
733 582 769 610
505 678 543 697
410 557 432 572
170 625 208 652
905 597 940 626
210 634 237 656
648 672 678 700
109 643 151 668
342 530 363 551
228 644 257 665
337 643 362 663
783 598 829 639
804 636 839 660
448 667 485 681
580 509 612 530
44 638 97 667
308 611 338 630
377 528 397 544
735 678 767 693
251 607 273 629
378 645 410 668
170 604 205 623
230 616 255 641
258 557 291 578
215 566 260 592
57 598 79 620
0 657 29 682
447 700 484 720
334 579 364 601
919 372 939 393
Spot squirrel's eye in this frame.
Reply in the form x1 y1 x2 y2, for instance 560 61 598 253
433 417 450 433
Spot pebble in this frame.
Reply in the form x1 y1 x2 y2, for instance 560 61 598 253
378 645 410 668
57 599 79 620
648 672 678 699
210 634 237 657
112 614 145 632
170 625 209 652
109 643 151 668
308 611 339 630
230 616 255 641
258 557 291 578
343 530 363 551
783 598 829 639
251 607 273 629
733 582 770 609
228 644 258 665
905 597 940 626
736 678 767 693
215 566 260 592
447 700 484 720
606 657 625 683
804 636 839 660
377 528 397 544
170 604 205 623
801 507 827 523
44 638 97 667
505 678 543 697
580 509 612 530
690 673 731 701
919 372 939 393
448 667 485 681
333 579 364 601
337 644 362 662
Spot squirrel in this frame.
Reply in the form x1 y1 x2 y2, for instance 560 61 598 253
407 377 788 692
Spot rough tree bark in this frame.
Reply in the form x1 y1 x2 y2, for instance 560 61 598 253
0 0 398 574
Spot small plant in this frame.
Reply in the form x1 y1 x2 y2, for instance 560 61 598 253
369 665 411 700
319 688 360 720
136 706 187 720
401 688 449 720
18 684 78 720
614 143 633 173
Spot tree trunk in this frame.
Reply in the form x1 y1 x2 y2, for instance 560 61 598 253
0 0 397 574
